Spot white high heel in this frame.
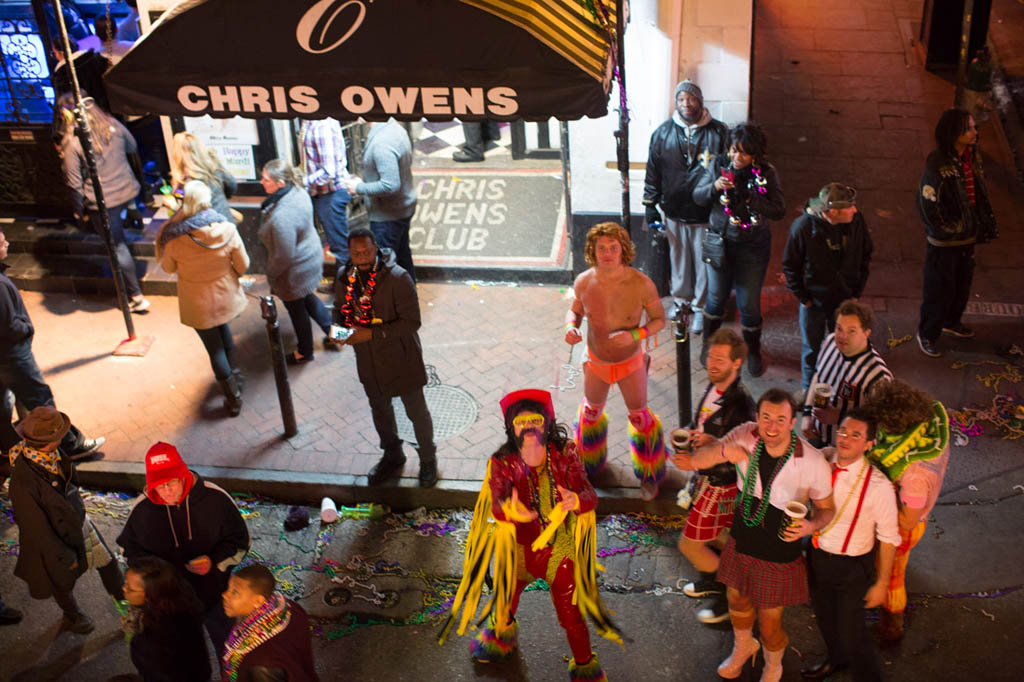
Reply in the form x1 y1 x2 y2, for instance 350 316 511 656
717 635 760 679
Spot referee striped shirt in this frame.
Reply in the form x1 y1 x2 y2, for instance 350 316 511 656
806 334 892 445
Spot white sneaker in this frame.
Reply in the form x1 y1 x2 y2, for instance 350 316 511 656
129 296 151 313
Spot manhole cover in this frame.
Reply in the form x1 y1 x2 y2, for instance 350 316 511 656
393 373 477 446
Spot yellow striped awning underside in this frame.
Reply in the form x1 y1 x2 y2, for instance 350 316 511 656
460 0 616 85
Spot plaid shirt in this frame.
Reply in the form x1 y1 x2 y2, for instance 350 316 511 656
301 119 348 195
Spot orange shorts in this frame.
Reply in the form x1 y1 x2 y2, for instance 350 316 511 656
585 348 646 384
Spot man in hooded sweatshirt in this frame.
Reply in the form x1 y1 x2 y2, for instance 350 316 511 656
643 79 729 333
117 441 250 655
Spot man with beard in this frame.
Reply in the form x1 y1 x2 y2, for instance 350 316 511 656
782 183 874 391
673 328 756 624
565 222 666 500
673 388 834 682
801 299 891 448
335 227 437 488
643 80 729 332
440 389 620 682
802 409 899 681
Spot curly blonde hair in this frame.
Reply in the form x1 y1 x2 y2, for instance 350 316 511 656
864 379 933 434
584 222 635 266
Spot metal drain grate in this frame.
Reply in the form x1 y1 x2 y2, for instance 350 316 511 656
393 383 478 445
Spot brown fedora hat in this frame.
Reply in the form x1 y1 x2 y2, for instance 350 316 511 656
16 406 72 445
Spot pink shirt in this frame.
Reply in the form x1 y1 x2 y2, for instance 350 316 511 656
897 445 949 517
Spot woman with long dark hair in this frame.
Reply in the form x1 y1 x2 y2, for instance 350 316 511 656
694 123 786 376
258 159 333 364
57 92 149 312
123 556 211 682
156 180 249 417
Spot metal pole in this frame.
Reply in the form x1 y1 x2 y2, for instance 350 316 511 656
259 295 298 437
954 0 975 108
614 0 630 232
52 0 135 340
675 318 692 429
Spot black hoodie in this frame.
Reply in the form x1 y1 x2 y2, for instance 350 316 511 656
118 471 250 608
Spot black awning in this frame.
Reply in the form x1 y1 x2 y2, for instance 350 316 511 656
104 0 612 121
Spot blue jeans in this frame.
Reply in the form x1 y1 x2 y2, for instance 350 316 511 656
0 341 85 452
195 323 236 381
799 303 836 390
704 237 771 329
88 202 143 298
371 218 415 282
283 294 332 357
313 188 350 263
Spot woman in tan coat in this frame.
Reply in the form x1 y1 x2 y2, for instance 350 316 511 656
157 181 250 416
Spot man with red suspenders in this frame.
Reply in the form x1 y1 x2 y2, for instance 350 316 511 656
802 409 899 681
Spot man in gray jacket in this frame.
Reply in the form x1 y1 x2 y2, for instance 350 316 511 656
335 228 437 487
345 120 418 282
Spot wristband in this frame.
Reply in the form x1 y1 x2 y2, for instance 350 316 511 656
629 327 649 342
565 322 579 334
802 405 814 416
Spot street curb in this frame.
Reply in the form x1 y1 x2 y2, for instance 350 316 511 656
1 459 683 516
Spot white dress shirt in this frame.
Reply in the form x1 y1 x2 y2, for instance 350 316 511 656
817 455 901 556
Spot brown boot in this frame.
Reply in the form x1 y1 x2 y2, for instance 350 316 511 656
878 609 904 646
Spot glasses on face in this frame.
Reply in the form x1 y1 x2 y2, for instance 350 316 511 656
512 413 545 430
836 430 866 440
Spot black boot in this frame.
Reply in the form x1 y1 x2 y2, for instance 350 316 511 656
368 449 407 486
417 446 438 488
217 375 243 417
700 315 723 368
232 367 245 393
742 328 765 377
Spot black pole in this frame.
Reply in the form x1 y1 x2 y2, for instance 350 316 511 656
52 0 136 340
614 0 630 232
675 317 693 428
259 295 298 438
954 0 975 108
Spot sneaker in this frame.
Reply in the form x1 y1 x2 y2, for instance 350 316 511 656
0 606 23 625
917 333 941 358
128 296 150 313
696 593 730 623
69 436 106 461
62 611 95 634
689 312 703 335
683 577 724 598
452 148 484 163
942 323 975 338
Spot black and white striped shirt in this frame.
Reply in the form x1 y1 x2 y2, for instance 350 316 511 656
806 334 893 445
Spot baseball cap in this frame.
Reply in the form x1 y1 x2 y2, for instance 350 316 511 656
808 183 857 213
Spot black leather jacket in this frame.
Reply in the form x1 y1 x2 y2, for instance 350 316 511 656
694 155 786 244
691 377 756 486
918 146 997 246
643 116 729 223
781 207 873 308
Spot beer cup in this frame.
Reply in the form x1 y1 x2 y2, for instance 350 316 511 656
812 383 833 408
670 428 691 452
778 500 808 539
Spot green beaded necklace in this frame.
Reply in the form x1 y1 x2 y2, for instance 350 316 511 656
738 432 797 527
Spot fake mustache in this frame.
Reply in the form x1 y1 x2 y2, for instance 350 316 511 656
515 427 546 448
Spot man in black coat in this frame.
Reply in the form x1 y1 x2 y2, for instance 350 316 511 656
335 227 438 488
673 328 755 624
0 230 104 456
117 441 250 655
8 406 125 634
643 80 729 333
782 184 873 390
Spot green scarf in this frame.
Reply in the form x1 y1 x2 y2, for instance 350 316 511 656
868 401 949 482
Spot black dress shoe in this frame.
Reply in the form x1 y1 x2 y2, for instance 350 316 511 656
452 149 484 163
0 606 23 625
800 660 846 679
367 455 407 486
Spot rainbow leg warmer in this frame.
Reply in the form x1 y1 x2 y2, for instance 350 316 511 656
469 615 519 662
575 400 608 477
568 653 608 682
628 408 666 486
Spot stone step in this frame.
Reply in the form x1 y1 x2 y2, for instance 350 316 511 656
3 250 177 297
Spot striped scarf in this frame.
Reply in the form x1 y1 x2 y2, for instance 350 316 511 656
221 592 291 682
961 148 976 207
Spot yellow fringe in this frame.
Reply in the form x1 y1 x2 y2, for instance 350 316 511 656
573 510 624 648
530 504 568 552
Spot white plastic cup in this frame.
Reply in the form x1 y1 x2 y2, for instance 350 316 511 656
320 496 338 523
670 428 691 452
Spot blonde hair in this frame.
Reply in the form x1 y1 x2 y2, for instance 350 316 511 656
262 159 303 188
57 92 114 153
180 180 213 218
170 132 227 188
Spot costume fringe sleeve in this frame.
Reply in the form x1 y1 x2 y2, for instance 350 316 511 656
573 510 624 648
438 459 519 644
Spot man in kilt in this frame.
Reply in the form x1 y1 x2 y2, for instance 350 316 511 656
673 328 755 623
673 388 834 682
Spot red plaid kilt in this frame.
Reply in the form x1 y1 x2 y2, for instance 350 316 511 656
718 538 809 608
683 481 738 542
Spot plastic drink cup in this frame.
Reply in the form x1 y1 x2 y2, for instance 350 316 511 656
813 384 833 408
778 500 808 539
320 497 339 523
670 428 691 451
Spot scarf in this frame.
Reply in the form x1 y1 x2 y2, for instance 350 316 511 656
260 184 293 212
157 208 227 251
9 441 62 476
672 107 713 133
868 401 949 482
221 592 291 682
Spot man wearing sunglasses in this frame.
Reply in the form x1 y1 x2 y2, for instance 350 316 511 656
782 184 874 391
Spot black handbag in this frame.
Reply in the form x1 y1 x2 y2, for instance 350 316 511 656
702 228 725 269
